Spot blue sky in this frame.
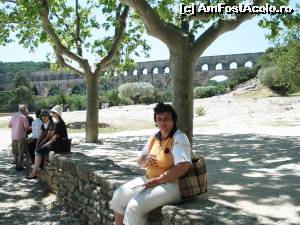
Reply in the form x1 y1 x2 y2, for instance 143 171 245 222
0 16 281 63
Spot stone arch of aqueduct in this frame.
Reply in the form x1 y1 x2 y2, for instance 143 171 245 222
0 52 263 96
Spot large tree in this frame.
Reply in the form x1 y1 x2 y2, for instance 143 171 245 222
120 0 299 142
0 0 147 142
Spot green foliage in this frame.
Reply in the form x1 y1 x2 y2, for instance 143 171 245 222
0 61 49 75
32 85 39 95
33 94 86 111
258 27 300 95
258 66 278 87
0 91 13 112
153 91 172 103
119 97 133 106
258 67 290 96
48 86 61 96
118 82 155 104
258 4 299 41
207 79 229 95
6 74 34 111
33 95 57 110
57 93 67 105
275 41 300 92
105 89 121 106
12 73 32 89
194 86 218 98
71 84 85 95
229 67 258 90
67 95 86 111
195 106 205 117
0 1 148 74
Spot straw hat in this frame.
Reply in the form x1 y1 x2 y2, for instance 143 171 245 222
50 105 63 116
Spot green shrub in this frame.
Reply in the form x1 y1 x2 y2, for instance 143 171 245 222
33 95 57 110
0 91 13 112
258 67 290 96
56 93 67 105
140 96 154 104
120 97 133 105
67 95 86 110
194 86 218 98
71 84 85 95
154 91 172 103
105 89 121 106
99 94 108 106
207 79 229 95
118 82 155 104
195 106 205 117
48 86 61 96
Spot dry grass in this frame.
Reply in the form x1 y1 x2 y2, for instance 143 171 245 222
233 86 277 100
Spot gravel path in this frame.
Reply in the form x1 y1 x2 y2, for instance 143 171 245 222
0 146 81 225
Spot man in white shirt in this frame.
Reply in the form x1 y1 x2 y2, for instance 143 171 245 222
27 109 42 163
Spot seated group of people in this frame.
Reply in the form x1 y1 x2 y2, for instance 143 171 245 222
9 104 69 179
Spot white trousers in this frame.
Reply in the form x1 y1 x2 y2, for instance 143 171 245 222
110 176 181 225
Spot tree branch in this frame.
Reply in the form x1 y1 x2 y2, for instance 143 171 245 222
38 0 91 75
55 52 85 75
75 0 83 56
94 4 129 75
193 0 266 57
120 0 179 47
189 13 213 22
1 0 16 3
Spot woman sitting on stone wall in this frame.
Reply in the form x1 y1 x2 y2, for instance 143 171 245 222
110 103 192 225
27 105 68 179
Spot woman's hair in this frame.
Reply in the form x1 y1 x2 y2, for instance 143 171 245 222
153 103 178 123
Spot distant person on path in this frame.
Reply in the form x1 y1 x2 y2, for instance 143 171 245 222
110 103 192 225
8 104 30 171
27 105 69 179
27 109 42 163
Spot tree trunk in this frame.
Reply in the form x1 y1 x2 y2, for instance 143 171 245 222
170 48 197 144
85 73 99 143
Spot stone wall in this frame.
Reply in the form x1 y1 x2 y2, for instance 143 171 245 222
40 152 259 225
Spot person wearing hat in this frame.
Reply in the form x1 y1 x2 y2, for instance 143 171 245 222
49 105 69 155
27 105 69 179
26 110 55 179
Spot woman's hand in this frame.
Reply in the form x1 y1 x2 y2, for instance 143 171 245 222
143 177 161 188
40 144 47 148
147 154 157 165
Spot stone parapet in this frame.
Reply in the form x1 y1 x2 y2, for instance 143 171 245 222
40 152 259 225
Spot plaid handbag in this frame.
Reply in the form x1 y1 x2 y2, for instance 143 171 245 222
178 155 208 198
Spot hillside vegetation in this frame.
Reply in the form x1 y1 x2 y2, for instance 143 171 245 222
0 61 49 75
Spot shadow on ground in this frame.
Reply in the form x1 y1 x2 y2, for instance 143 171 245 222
0 146 81 225
71 133 300 225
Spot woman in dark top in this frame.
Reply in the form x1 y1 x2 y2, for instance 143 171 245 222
27 105 68 179
51 106 69 154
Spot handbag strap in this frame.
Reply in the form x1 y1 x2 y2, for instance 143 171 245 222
194 160 203 193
